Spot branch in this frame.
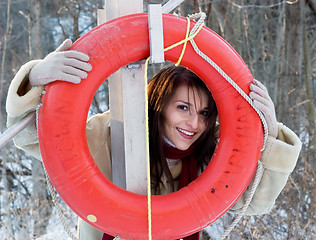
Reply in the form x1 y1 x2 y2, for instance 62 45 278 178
306 0 316 19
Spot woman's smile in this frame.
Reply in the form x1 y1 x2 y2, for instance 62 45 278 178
176 127 195 138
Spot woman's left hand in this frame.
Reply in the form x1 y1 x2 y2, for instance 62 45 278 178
249 79 278 138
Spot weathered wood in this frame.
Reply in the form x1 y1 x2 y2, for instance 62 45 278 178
121 62 147 194
162 0 185 14
148 4 164 64
99 0 147 194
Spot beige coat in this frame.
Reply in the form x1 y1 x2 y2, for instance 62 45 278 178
6 60 302 240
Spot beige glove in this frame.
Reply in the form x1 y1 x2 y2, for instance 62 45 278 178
29 39 92 86
249 79 278 138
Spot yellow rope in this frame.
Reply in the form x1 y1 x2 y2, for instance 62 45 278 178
144 16 204 240
164 19 205 51
174 17 190 66
144 56 152 240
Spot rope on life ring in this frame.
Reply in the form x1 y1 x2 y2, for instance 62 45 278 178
38 13 263 240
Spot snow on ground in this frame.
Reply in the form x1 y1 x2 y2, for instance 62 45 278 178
37 207 77 240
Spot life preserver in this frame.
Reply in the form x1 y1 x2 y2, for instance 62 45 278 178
38 13 263 239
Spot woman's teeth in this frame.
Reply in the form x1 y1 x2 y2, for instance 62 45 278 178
177 127 194 136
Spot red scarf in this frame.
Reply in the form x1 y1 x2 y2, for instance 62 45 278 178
102 142 199 240
163 141 198 191
163 141 200 240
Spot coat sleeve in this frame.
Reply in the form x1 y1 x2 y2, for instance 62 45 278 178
6 60 44 160
7 61 113 240
229 122 302 215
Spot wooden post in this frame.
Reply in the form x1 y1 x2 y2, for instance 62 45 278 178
98 0 147 194
148 4 164 64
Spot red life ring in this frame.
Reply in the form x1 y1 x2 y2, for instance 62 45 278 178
38 13 263 239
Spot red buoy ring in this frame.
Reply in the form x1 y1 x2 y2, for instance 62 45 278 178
38 13 263 239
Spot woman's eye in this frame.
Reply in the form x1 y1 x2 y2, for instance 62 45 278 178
177 105 188 111
200 110 209 117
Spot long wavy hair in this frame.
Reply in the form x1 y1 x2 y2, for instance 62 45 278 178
148 65 218 193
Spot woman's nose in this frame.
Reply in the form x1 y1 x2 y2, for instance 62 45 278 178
187 112 199 129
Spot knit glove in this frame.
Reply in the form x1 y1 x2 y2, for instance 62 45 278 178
249 79 278 138
29 39 92 86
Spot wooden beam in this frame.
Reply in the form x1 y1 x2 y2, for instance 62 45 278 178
148 4 164 64
162 0 185 13
98 0 147 194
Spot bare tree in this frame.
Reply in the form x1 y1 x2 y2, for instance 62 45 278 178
27 0 53 237
0 1 15 239
0 0 11 129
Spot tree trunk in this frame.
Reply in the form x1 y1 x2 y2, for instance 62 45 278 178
303 26 316 173
28 0 52 237
73 2 80 40
278 2 303 131
278 1 305 238
0 0 11 130
1 157 15 240
28 0 42 59
0 1 14 238
271 3 286 105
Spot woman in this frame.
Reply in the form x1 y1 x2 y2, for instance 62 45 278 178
6 39 302 240
148 65 218 196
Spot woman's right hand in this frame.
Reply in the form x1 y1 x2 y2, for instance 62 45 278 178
29 39 92 87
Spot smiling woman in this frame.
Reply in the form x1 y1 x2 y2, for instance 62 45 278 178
148 65 218 198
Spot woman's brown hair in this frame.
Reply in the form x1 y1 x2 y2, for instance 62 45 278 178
148 65 218 193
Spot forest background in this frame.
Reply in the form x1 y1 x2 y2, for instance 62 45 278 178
0 0 315 239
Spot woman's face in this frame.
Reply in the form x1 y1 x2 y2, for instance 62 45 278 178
163 84 209 150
